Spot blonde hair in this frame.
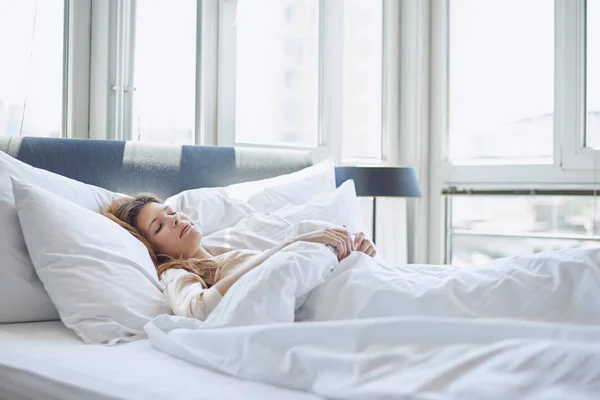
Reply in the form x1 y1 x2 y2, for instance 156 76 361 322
102 194 220 287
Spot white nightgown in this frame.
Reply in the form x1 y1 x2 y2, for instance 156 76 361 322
160 249 260 320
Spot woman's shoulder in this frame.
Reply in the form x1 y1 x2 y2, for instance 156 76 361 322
161 268 188 279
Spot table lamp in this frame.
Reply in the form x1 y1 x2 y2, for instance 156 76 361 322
335 166 422 243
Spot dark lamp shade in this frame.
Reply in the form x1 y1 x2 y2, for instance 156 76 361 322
335 166 422 198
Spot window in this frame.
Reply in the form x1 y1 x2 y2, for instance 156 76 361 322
90 0 390 160
132 0 197 145
448 0 554 165
450 195 600 267
0 0 65 138
341 0 383 160
230 0 386 159
427 1 600 265
587 0 600 149
234 0 319 147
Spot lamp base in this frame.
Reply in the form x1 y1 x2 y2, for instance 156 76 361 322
372 196 377 244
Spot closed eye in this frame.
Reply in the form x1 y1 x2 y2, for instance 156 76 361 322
155 209 178 234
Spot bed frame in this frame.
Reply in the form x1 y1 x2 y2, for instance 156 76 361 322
0 136 314 199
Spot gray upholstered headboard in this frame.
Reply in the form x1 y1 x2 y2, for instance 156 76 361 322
0 137 314 199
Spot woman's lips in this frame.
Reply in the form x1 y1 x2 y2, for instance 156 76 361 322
180 224 190 238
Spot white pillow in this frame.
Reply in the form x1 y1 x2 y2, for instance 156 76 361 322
274 179 365 233
0 151 126 323
165 159 336 235
202 180 365 254
243 159 336 211
12 178 171 345
165 188 255 236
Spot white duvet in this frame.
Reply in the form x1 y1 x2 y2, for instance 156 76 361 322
145 231 600 399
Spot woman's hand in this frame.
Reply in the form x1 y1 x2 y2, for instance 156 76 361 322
293 227 355 261
352 231 377 258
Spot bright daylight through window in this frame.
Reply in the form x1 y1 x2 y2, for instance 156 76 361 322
234 0 383 157
448 0 554 165
133 0 197 145
340 0 383 160
0 0 64 138
446 0 600 266
234 0 319 147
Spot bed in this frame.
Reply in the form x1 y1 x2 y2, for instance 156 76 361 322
0 136 322 400
0 321 320 400
3 137 600 399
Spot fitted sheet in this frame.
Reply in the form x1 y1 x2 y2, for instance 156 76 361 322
0 321 321 400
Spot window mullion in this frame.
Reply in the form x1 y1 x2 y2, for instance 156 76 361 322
112 0 127 140
122 0 135 141
66 0 93 140
89 0 113 140
197 0 219 146
428 0 448 264
62 0 70 138
89 0 134 141
559 0 588 169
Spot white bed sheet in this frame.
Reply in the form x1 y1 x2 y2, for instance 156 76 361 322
0 321 322 400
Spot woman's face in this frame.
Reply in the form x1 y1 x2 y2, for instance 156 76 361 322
136 202 202 259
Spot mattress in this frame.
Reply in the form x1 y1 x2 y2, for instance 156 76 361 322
0 321 321 400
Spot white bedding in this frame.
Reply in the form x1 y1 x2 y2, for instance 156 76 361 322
0 321 321 400
146 242 600 399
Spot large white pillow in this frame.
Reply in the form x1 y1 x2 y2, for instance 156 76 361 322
202 180 365 254
12 178 171 345
165 188 255 236
243 159 336 211
165 159 336 235
274 179 365 233
0 151 126 323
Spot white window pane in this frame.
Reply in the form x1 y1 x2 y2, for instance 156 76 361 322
0 0 64 137
586 0 600 149
341 0 382 160
448 0 554 165
133 0 196 145
235 0 319 147
451 196 600 267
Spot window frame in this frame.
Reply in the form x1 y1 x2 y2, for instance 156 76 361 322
216 0 399 165
560 0 600 170
87 0 396 165
434 0 600 187
65 0 92 139
89 0 135 141
428 0 600 264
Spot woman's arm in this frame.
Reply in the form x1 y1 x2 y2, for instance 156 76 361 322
164 241 297 320
212 227 356 297
211 239 293 296
166 227 357 320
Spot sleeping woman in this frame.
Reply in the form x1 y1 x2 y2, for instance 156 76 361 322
103 194 377 321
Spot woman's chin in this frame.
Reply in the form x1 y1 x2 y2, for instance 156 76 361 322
191 228 202 241
187 230 203 248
